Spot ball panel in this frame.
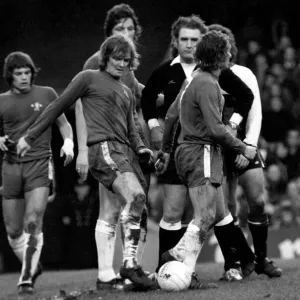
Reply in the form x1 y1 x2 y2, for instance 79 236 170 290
157 261 192 291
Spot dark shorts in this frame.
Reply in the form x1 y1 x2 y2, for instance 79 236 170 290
175 143 224 188
2 157 53 199
223 149 265 177
88 140 146 191
158 152 183 185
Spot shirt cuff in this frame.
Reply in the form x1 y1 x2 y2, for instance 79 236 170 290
229 113 243 126
148 118 160 130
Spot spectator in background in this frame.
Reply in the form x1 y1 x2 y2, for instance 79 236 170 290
284 129 300 180
261 95 294 143
264 163 288 206
64 178 99 269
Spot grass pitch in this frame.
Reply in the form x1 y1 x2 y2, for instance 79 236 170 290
0 259 299 300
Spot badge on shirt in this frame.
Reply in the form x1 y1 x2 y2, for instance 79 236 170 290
31 102 43 111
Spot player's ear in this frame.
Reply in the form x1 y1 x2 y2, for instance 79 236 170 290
174 39 179 49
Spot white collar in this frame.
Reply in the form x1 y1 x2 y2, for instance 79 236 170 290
170 56 181 66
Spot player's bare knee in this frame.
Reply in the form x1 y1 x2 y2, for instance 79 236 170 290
130 192 146 214
24 220 41 235
163 210 182 223
249 196 266 216
198 211 215 232
6 227 23 239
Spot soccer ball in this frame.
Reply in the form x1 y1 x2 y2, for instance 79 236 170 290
157 261 192 291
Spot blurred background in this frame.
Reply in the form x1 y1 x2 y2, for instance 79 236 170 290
1 0 300 272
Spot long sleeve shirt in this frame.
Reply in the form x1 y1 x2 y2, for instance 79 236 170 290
230 64 262 146
25 70 144 153
141 58 253 124
162 70 246 154
83 51 145 142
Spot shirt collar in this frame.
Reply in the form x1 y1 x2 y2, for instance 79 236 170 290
170 55 181 66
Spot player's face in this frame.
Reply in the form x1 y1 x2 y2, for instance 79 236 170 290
112 18 135 41
106 51 131 78
176 28 202 64
220 48 232 70
11 67 32 94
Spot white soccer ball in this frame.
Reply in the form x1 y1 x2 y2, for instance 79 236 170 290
157 261 192 292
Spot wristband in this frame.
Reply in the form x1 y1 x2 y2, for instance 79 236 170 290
63 138 74 149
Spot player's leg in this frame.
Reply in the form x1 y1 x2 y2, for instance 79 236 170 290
157 184 187 270
183 182 222 290
18 186 49 293
2 199 25 262
134 154 151 267
184 182 225 269
89 142 156 290
1 160 27 276
214 173 254 281
112 171 156 289
95 183 121 289
239 167 282 277
226 173 256 276
17 158 52 293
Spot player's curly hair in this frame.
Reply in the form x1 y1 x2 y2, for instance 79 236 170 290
98 34 140 71
104 3 142 43
207 24 238 62
195 30 231 73
3 51 39 86
170 15 208 57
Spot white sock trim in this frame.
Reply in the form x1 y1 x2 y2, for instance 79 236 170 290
159 219 182 231
215 213 233 226
187 224 200 233
95 219 117 235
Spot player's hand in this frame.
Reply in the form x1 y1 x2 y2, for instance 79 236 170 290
76 149 89 182
137 147 154 164
60 138 74 166
225 124 237 137
155 150 170 175
243 145 257 160
17 137 31 157
235 154 250 169
0 135 9 151
150 126 163 150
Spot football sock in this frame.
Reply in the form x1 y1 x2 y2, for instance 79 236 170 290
158 219 184 267
19 232 43 285
95 219 117 282
232 217 255 265
182 224 206 273
214 214 238 271
8 232 25 262
120 210 141 268
137 207 147 265
248 216 268 264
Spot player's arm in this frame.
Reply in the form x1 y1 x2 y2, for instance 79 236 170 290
141 65 168 149
155 96 180 175
73 54 97 181
127 92 153 163
219 68 254 127
0 112 9 152
243 71 262 147
17 71 88 156
75 99 89 182
197 80 255 159
55 113 74 166
161 95 180 154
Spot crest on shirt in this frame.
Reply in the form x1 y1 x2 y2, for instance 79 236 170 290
31 102 43 111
